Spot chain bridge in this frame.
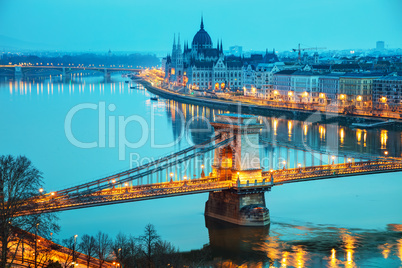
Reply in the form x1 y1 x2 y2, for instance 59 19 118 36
15 114 402 226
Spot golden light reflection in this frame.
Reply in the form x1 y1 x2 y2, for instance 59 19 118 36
379 243 391 259
288 121 293 137
341 231 356 268
397 238 402 265
303 124 308 136
363 130 367 147
257 236 281 264
281 251 289 268
381 130 388 149
273 119 278 136
356 129 362 145
329 248 338 268
340 128 345 144
319 125 326 141
293 246 308 268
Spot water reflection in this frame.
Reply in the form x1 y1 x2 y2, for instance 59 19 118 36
163 100 402 170
3 75 402 161
205 218 402 267
381 129 388 149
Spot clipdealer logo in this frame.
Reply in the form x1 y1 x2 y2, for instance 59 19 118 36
64 101 214 161
64 102 159 160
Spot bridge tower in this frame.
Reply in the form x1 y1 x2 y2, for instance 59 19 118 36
205 114 270 226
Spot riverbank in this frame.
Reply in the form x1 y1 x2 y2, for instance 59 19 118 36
137 79 402 128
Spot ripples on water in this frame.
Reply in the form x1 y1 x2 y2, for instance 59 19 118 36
1 74 402 267
206 219 402 267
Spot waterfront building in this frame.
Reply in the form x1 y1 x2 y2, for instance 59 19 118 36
373 74 402 111
243 52 281 98
290 71 320 103
338 73 383 109
318 73 344 105
164 17 244 91
272 70 320 103
272 70 296 101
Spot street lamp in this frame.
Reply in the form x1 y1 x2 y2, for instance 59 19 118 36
117 248 122 268
201 165 205 178
384 151 389 156
39 188 44 194
282 160 286 170
170 172 174 183
331 156 336 165
73 235 78 264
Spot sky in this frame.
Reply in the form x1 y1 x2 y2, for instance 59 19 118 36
0 0 402 53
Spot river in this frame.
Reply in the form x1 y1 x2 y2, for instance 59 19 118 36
1 74 401 267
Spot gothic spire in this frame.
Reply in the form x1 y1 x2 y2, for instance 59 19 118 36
178 33 181 46
200 15 204 30
173 33 176 50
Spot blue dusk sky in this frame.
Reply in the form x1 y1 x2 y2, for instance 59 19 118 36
0 0 401 53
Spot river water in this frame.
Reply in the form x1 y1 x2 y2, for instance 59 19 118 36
1 74 401 267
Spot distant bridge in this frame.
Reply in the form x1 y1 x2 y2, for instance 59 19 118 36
14 114 402 226
0 65 141 77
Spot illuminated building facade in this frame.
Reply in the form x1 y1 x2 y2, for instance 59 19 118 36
373 74 402 111
338 73 382 109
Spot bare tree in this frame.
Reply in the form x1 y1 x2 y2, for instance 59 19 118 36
94 231 112 268
139 224 161 268
111 233 127 268
0 155 59 267
153 240 182 268
78 234 96 268
60 236 78 268
126 235 141 268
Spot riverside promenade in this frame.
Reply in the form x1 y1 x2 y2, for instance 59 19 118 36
137 79 401 126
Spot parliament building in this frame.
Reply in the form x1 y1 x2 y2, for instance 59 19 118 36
164 17 244 91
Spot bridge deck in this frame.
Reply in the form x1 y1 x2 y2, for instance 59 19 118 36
14 160 402 217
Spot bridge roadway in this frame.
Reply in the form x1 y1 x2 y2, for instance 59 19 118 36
15 160 402 217
0 64 141 74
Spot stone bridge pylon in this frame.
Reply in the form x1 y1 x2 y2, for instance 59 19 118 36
205 114 270 226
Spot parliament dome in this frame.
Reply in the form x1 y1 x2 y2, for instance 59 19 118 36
192 17 212 50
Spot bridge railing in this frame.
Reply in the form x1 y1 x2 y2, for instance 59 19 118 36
52 134 222 197
23 135 234 208
263 160 402 184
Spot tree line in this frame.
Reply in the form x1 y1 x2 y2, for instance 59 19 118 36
1 155 212 268
53 224 182 268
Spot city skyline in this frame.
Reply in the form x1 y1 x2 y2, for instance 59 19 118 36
1 0 401 53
